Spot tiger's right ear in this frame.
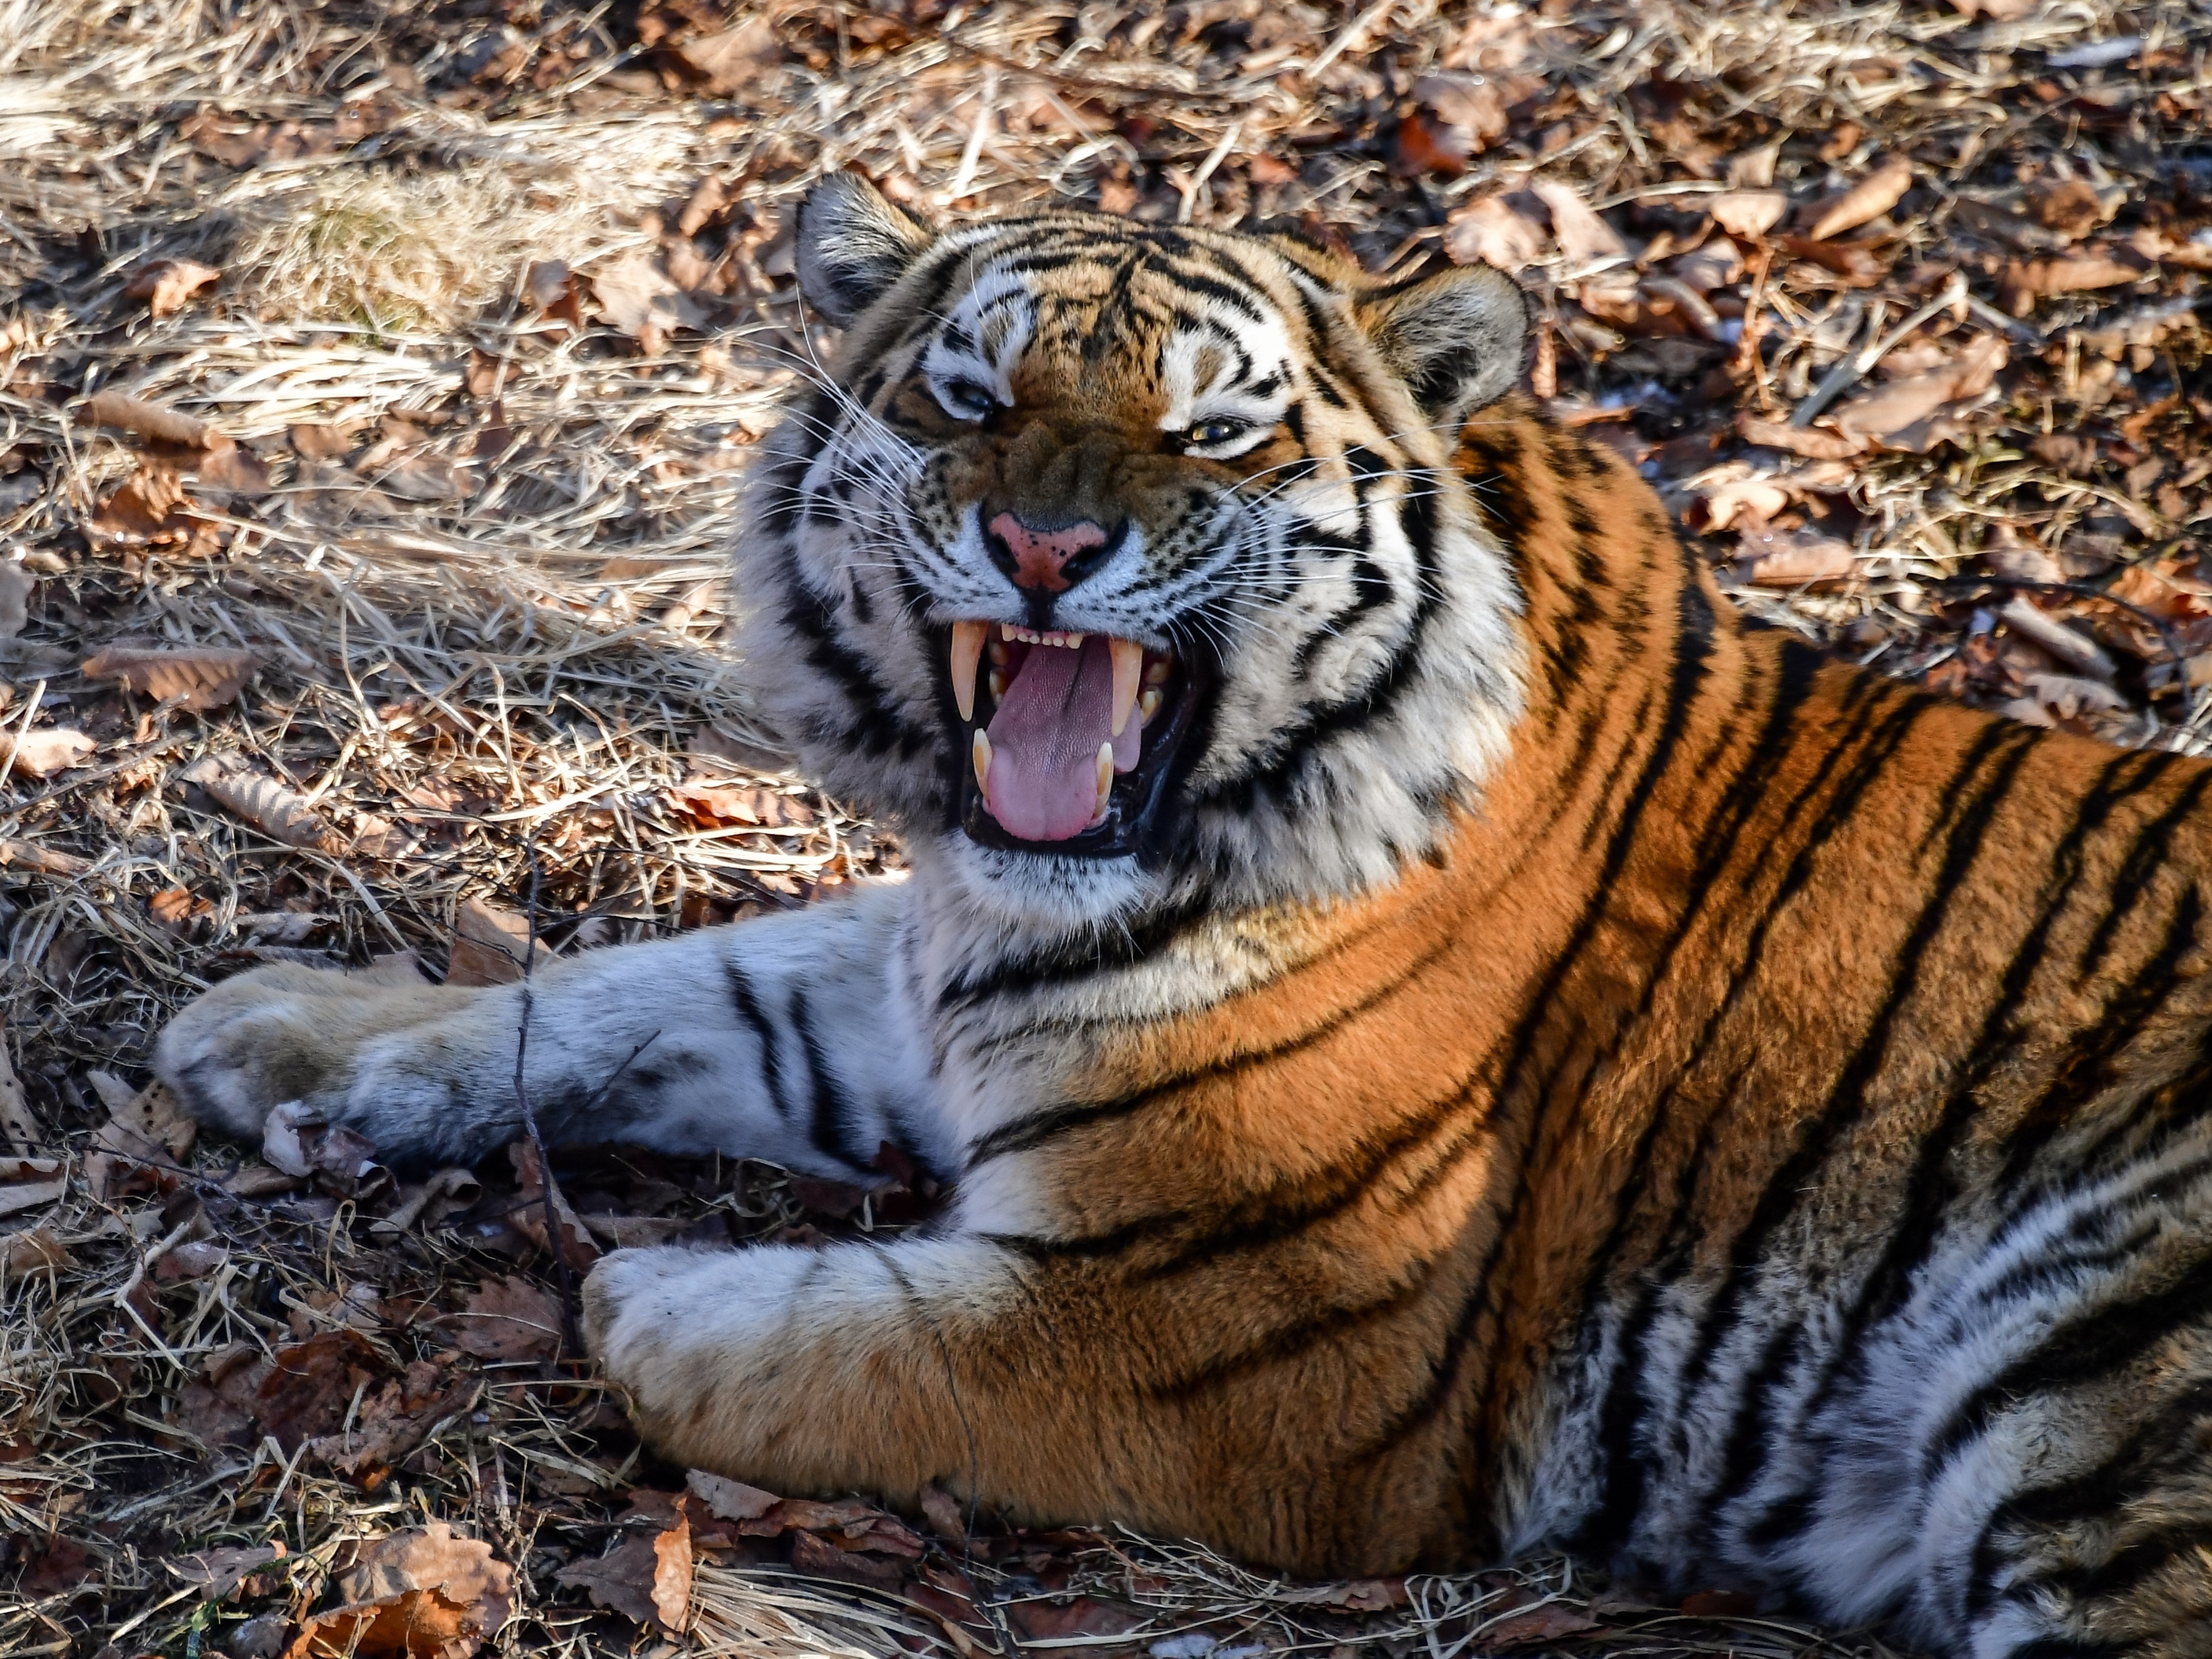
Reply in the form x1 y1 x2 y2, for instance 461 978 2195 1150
795 173 937 326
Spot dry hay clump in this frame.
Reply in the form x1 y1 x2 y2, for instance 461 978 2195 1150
0 0 2207 1652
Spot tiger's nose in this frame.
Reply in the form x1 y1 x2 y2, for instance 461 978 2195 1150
986 512 1108 593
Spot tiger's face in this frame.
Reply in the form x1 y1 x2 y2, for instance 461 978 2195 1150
738 175 1531 925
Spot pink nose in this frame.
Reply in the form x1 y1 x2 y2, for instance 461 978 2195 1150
988 512 1107 593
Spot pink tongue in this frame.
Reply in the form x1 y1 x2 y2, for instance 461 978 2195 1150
983 635 1136 842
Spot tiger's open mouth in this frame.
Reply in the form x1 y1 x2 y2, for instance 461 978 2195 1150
943 621 1204 858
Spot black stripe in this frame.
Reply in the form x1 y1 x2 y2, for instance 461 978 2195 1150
723 962 788 1122
2079 769 2212 982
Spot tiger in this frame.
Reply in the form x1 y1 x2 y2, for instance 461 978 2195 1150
156 173 2212 1657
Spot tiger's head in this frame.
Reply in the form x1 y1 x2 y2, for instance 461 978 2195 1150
738 174 1531 927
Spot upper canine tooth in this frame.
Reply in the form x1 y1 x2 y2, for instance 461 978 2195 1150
1092 741 1113 823
950 620 986 724
1108 638 1143 736
972 729 993 795
1139 685 1163 726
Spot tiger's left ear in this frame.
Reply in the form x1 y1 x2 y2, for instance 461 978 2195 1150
1353 263 1530 431
795 171 938 326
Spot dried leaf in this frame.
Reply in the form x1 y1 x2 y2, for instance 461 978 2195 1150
1485 1601 1602 1645
2000 254 2144 314
1830 335 2007 445
5 727 96 777
1807 156 1913 241
1735 527 1859 586
1679 1589 1761 1618
674 16 782 93
2026 179 2110 240
508 1140 600 1272
182 755 341 851
2024 671 2130 720
1529 177 1629 270
88 1070 197 1159
686 1470 782 1523
444 1274 563 1361
1735 414 1866 460
0 1032 39 1148
78 390 227 450
289 422 359 460
447 897 550 987
83 643 263 711
1444 195 1548 271
171 1544 283 1601
590 252 708 352
286 1524 512 1659
1 1226 70 1277
198 444 273 500
0 1155 64 1218
307 1357 478 1479
556 1508 691 1631
0 562 28 640
257 1330 386 1453
375 454 474 503
123 258 222 318
1708 190 1788 239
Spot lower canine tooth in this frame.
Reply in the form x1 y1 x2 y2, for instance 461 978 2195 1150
1092 741 1113 823
950 620 986 723
1139 685 1163 726
973 729 993 794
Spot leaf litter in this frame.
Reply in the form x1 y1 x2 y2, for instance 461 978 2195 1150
0 0 2206 1651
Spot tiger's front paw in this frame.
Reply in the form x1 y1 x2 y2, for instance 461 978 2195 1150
154 960 464 1143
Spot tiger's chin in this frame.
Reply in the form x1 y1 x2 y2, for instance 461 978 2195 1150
939 620 1208 864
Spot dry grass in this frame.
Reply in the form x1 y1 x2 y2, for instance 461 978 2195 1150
0 0 2206 1651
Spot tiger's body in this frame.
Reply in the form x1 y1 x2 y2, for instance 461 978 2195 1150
159 181 2212 1655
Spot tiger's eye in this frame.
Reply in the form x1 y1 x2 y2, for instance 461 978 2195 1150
1187 418 1248 446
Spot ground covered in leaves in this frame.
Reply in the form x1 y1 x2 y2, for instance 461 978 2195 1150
1 0 2207 1652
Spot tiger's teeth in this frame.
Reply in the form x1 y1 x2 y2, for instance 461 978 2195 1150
1092 741 1113 823
1108 638 1143 736
972 729 992 794
1139 685 1163 726
950 620 986 724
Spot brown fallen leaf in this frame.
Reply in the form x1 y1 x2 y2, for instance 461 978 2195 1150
1945 0 2038 16
197 444 272 501
1735 527 1859 587
88 1070 196 1159
1 1226 69 1277
5 727 96 777
373 454 473 503
1530 177 1630 270
556 1505 691 1630
1735 414 1867 460
446 896 551 987
509 1140 600 1273
307 1357 479 1480
254 1329 388 1453
577 1212 688 1248
673 16 782 93
2026 179 2113 240
0 561 30 640
0 1032 40 1148
86 462 225 556
286 1524 512 1659
442 1274 563 1361
181 754 342 852
1830 335 2007 447
1708 189 1788 239
78 390 228 450
522 260 585 329
590 252 708 355
171 1543 283 1601
1484 1601 1602 1646
1444 194 1548 271
0 1155 64 1218
82 643 263 711
123 258 222 318
1807 156 1913 241
2000 253 2143 315
289 422 359 460
687 1469 781 1523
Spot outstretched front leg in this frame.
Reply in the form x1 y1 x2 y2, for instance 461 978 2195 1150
155 882 950 1177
